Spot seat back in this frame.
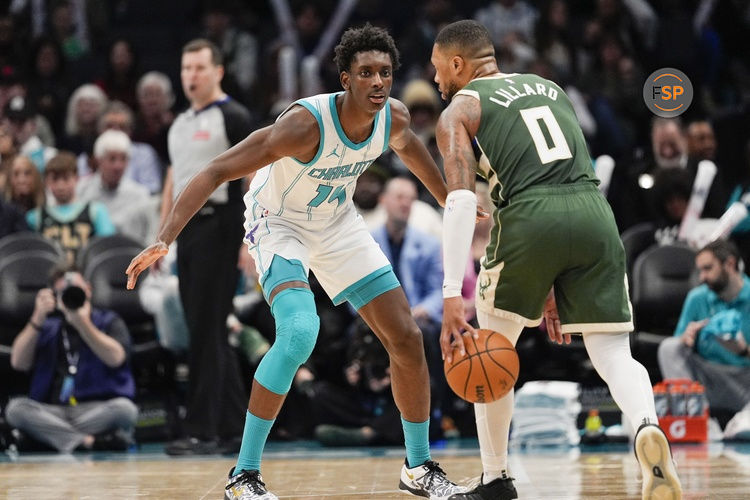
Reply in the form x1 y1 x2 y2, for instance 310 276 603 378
76 234 143 273
620 222 656 284
631 244 697 335
0 250 61 329
0 232 63 262
84 247 152 326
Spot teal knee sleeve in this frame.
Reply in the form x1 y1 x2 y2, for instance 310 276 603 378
255 288 319 395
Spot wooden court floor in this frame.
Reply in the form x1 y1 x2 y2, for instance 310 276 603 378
1 442 749 499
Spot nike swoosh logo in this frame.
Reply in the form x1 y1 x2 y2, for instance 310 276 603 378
405 470 415 480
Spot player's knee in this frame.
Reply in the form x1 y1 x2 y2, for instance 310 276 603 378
255 288 320 394
383 322 424 361
277 311 320 365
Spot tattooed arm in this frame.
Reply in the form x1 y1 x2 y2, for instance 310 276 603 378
436 95 481 193
436 95 483 362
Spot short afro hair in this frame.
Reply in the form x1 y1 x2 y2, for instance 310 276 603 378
333 23 400 74
435 20 494 57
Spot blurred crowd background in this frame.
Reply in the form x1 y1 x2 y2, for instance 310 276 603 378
1 0 750 450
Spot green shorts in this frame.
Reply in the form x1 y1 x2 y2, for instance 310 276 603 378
476 183 633 334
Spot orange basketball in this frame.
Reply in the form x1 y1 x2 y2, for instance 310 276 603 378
443 329 519 404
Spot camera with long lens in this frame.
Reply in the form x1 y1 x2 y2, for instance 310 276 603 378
59 272 86 310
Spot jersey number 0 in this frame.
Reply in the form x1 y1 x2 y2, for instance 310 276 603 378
519 105 572 164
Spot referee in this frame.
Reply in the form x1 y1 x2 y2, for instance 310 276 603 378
162 39 252 455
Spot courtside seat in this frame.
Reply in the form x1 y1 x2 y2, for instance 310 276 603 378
76 234 143 273
620 222 656 286
0 232 63 262
630 243 698 380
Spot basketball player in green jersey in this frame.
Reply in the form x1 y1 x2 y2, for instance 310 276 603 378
431 21 682 500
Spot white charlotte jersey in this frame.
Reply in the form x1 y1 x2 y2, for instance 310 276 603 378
244 92 391 221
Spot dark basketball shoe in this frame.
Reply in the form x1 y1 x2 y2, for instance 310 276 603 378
224 467 278 500
634 423 682 500
399 459 467 499
448 474 517 500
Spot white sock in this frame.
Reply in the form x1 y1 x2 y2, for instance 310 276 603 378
476 395 513 483
583 331 657 430
475 312 524 482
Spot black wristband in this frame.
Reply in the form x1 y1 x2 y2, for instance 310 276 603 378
28 320 42 331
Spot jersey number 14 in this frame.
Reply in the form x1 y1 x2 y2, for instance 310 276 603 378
308 183 346 208
519 105 572 164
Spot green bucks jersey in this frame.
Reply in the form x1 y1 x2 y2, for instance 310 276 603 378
457 73 597 204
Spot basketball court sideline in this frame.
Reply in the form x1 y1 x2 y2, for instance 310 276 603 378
1 439 749 499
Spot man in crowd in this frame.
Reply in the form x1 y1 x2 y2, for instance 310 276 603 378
6 267 137 453
658 239 750 437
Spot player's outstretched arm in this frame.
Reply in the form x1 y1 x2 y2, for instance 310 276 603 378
388 98 448 206
436 96 482 362
126 106 320 289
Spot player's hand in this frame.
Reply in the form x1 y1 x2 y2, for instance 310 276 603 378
126 241 169 290
441 296 477 364
476 205 490 223
543 288 570 345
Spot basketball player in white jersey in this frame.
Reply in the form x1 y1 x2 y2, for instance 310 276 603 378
127 24 471 500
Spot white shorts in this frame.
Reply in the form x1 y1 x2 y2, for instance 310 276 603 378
244 203 393 305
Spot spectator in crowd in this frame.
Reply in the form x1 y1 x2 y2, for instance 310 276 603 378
311 318 402 447
26 36 71 140
160 39 252 456
202 3 259 109
81 101 163 193
684 119 729 219
0 14 23 78
48 0 90 62
535 0 577 83
645 119 728 234
60 84 108 156
95 38 140 110
5 266 137 453
0 121 18 190
77 129 150 234
3 155 45 214
399 79 441 149
657 239 750 436
475 0 538 49
26 152 115 265
687 120 718 163
0 195 28 238
609 117 688 232
3 95 57 171
132 71 174 165
361 168 443 241
580 34 645 158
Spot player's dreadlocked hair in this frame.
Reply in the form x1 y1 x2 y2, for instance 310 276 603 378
334 23 400 74
435 20 495 58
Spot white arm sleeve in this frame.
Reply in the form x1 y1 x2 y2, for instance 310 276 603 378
442 189 477 298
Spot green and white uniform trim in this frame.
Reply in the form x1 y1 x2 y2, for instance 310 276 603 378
460 74 632 333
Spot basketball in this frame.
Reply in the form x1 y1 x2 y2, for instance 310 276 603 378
443 329 519 404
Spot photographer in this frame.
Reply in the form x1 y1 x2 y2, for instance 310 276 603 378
310 318 403 447
5 266 137 453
